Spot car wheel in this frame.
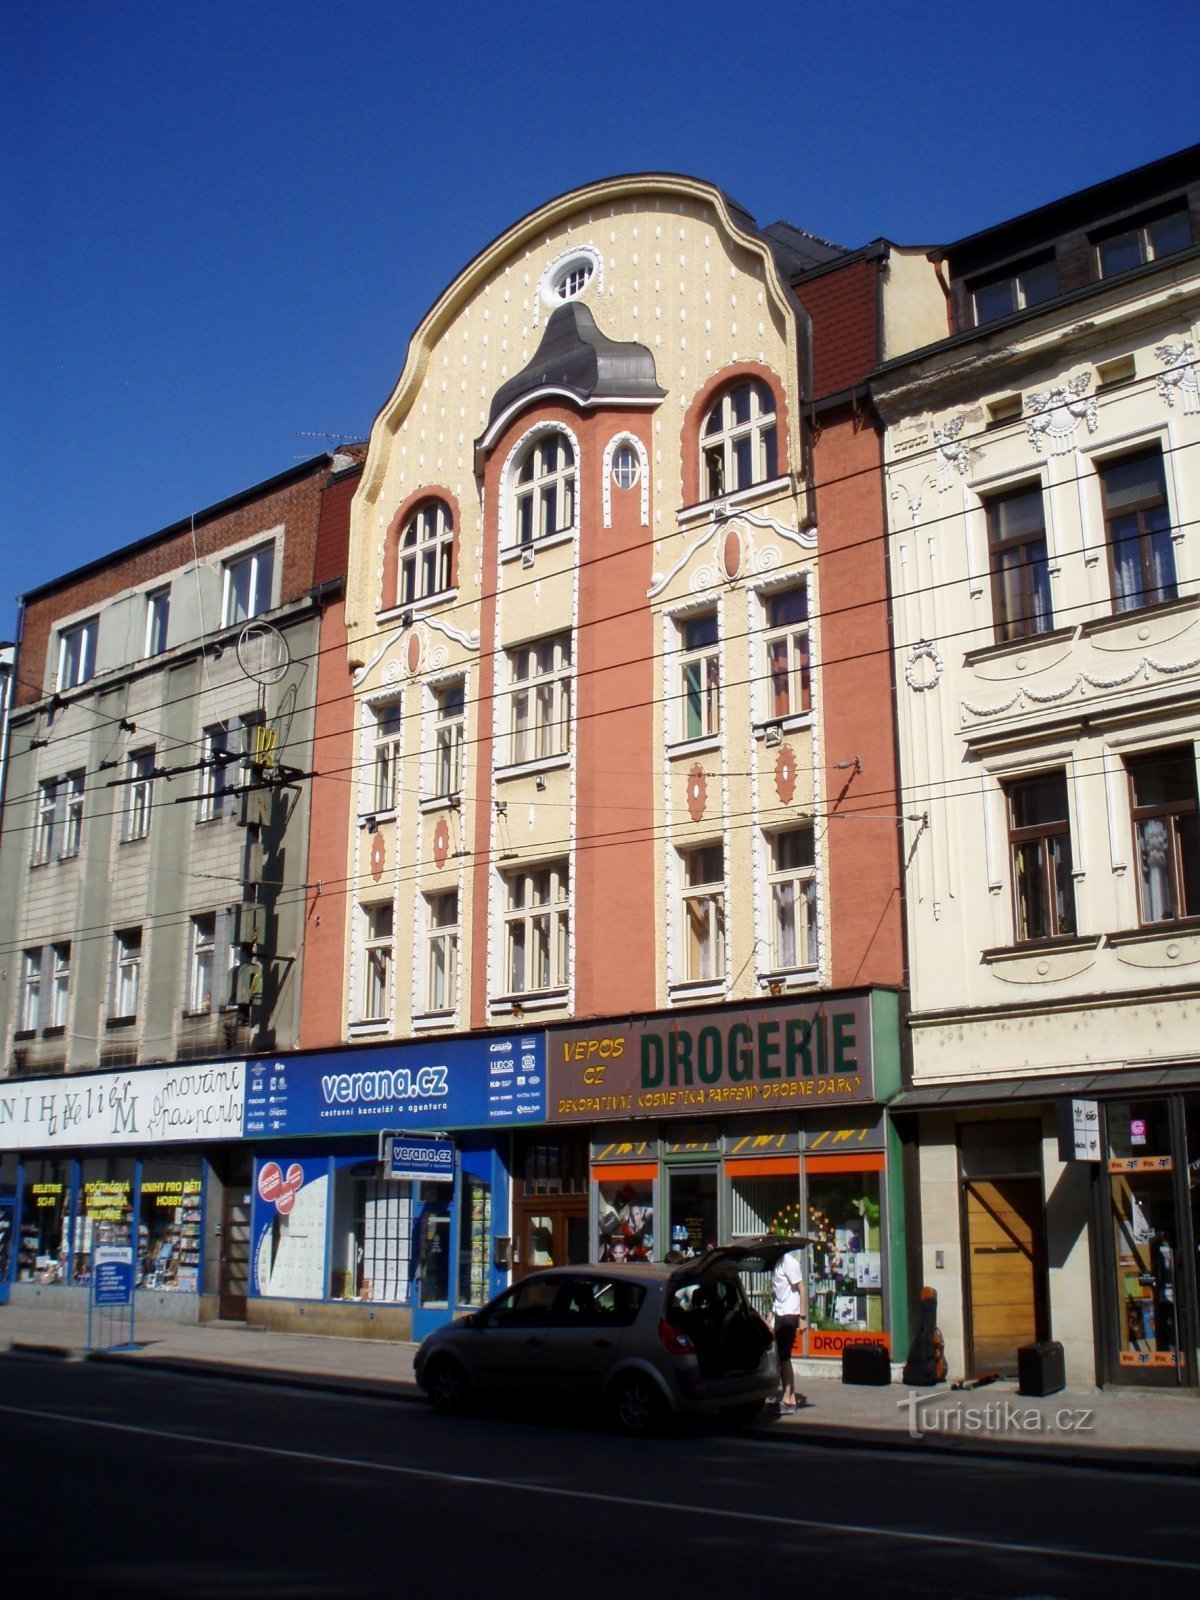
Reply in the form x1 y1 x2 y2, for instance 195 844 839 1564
610 1373 667 1437
423 1355 473 1416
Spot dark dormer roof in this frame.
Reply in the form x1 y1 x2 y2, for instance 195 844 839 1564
485 302 666 435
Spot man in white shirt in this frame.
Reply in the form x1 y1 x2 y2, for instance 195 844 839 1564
770 1248 808 1412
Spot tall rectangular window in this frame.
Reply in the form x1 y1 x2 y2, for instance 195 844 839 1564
113 928 142 1020
222 544 275 627
19 950 42 1033
125 749 155 841
767 828 817 970
680 844 725 982
1006 773 1076 941
34 779 57 865
363 903 394 1020
1128 748 1200 924
62 771 85 857
188 915 216 1013
764 589 811 719
504 862 569 994
198 726 232 822
425 891 459 1013
57 618 97 691
1099 448 1177 613
50 944 71 1030
987 485 1053 640
509 635 571 766
372 701 403 815
434 682 465 797
144 587 171 656
679 612 720 741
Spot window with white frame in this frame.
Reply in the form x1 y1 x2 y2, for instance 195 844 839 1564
509 635 571 766
362 902 394 1021
1127 748 1200 924
425 891 459 1013
49 943 70 1029
680 844 725 983
969 253 1059 325
34 779 57 864
144 587 171 656
57 617 98 691
1093 203 1192 279
678 612 720 742
1005 772 1076 941
986 484 1054 640
503 862 569 996
612 444 641 490
433 681 465 798
188 914 217 1013
125 749 155 841
113 928 142 1020
198 725 232 822
1099 447 1178 613
763 587 811 719
62 771 85 857
766 828 817 970
372 701 403 815
399 500 454 608
702 380 777 499
19 949 41 1033
514 433 576 546
221 543 275 627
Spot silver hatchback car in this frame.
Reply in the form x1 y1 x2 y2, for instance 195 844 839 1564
415 1238 796 1434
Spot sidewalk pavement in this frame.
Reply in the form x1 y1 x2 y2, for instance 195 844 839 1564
2 1301 1196 1474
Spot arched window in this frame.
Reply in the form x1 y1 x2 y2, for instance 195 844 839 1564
702 380 778 499
399 499 454 607
514 432 576 546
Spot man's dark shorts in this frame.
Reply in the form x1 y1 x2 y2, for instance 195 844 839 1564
775 1314 800 1361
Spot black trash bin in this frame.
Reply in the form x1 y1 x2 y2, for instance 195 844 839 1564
1017 1340 1065 1397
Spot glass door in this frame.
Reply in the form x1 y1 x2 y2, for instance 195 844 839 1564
1106 1100 1183 1384
666 1166 719 1260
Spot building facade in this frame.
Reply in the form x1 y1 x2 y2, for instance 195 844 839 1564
874 145 1200 1387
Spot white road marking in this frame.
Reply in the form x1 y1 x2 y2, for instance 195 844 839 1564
1 1401 1197 1574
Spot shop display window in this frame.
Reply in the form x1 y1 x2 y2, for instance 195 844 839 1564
597 1176 654 1262
75 1158 135 1283
666 1167 718 1260
1107 1100 1182 1372
731 1174 799 1317
805 1160 884 1337
330 1162 414 1304
138 1156 203 1292
18 1158 70 1283
456 1174 492 1308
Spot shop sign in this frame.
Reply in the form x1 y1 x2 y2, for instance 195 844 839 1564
1056 1098 1101 1163
0 1063 245 1152
809 1328 891 1359
388 1135 456 1184
244 1033 545 1138
548 999 874 1124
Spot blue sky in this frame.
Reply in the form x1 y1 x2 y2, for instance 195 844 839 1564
3 0 1196 630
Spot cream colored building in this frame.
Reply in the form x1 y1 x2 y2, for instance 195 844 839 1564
874 147 1200 1388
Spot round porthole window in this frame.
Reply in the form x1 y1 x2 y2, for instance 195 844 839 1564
541 248 601 307
611 444 640 489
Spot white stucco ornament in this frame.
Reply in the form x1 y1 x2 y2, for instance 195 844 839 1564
905 640 944 692
1026 373 1098 455
934 415 969 491
1155 340 1199 413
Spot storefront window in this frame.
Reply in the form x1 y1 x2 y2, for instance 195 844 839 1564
806 1161 884 1340
330 1161 413 1304
597 1178 654 1262
76 1158 135 1283
732 1173 799 1318
666 1167 718 1260
17 1158 70 1283
1108 1100 1182 1374
138 1156 203 1292
457 1174 492 1307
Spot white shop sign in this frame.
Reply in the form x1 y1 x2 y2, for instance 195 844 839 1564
0 1063 245 1151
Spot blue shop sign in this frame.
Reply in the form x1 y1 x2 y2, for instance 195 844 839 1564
244 1033 545 1138
390 1135 456 1184
92 1246 134 1306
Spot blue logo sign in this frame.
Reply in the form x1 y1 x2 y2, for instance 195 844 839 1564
92 1246 134 1307
390 1136 455 1183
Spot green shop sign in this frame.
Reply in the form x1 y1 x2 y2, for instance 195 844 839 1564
548 996 876 1124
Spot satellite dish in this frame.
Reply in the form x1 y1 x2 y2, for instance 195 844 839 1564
236 622 291 685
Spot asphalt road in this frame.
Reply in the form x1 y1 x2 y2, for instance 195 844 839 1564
1 1353 1197 1600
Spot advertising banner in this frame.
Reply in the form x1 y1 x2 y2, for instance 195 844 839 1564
92 1245 134 1307
0 1063 245 1151
548 998 875 1124
251 1155 329 1299
244 1033 545 1139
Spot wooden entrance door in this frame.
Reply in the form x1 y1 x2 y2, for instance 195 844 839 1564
219 1179 253 1320
964 1177 1047 1374
512 1196 589 1278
